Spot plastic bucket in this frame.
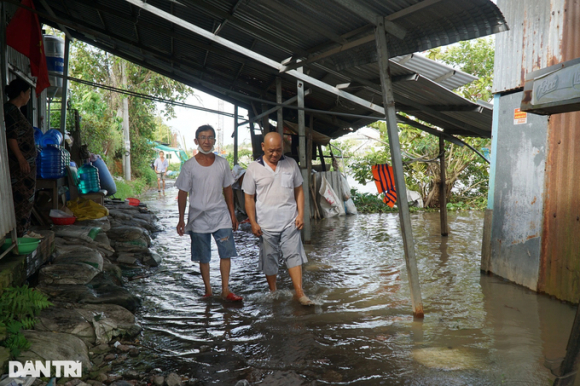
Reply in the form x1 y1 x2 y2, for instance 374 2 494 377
126 198 140 206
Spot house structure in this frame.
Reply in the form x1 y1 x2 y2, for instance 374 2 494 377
0 0 507 317
481 0 580 304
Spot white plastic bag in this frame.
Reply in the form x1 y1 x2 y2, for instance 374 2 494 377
318 176 341 218
345 198 358 215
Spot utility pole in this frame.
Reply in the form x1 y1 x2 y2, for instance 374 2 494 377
120 61 131 180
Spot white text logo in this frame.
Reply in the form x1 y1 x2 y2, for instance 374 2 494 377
9 361 82 378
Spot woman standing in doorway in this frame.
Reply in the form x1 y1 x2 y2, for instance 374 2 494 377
4 78 39 238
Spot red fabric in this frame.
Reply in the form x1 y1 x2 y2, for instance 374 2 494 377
6 0 50 96
372 164 397 208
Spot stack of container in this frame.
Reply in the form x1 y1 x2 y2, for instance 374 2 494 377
36 128 67 179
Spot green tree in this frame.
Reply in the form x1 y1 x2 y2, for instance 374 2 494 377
348 37 494 209
64 41 193 178
427 37 495 102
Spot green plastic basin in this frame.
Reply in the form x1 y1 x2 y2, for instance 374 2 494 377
1 238 40 255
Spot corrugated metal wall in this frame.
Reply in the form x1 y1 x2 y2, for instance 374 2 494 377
490 92 548 290
0 102 17 239
493 0 565 93
538 0 580 303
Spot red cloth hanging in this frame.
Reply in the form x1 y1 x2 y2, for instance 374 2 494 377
372 164 397 208
6 0 50 96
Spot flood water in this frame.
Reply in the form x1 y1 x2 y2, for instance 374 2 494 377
125 184 577 385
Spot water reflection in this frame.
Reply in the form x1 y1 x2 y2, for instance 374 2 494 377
124 184 576 385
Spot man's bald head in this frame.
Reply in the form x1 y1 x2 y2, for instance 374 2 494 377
263 132 282 146
262 132 283 165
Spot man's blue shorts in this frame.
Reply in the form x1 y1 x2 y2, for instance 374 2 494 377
188 228 237 264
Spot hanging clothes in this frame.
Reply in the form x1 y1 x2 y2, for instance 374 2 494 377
372 164 397 208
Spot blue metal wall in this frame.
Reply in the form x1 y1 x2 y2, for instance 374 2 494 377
489 91 548 290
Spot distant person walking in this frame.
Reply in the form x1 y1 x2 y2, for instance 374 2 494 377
154 151 169 193
242 132 312 306
175 125 243 302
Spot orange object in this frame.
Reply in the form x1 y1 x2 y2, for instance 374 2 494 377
372 164 397 208
126 198 140 206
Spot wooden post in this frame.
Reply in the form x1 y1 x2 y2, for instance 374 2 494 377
318 144 326 171
276 77 284 136
375 18 424 318
233 104 239 165
439 137 449 236
70 109 82 166
297 67 311 243
261 103 269 133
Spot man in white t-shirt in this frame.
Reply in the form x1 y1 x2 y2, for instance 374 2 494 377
176 125 242 302
242 132 312 306
154 151 169 193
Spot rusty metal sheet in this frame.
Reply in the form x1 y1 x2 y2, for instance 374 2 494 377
493 0 565 94
537 0 580 302
539 111 580 303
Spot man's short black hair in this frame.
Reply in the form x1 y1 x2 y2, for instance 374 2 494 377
196 125 216 139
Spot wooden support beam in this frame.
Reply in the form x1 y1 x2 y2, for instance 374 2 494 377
439 137 449 236
375 18 423 318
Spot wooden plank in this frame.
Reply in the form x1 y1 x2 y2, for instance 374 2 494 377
439 137 449 236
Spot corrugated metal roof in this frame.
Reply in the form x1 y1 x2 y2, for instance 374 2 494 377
34 0 506 138
391 53 477 90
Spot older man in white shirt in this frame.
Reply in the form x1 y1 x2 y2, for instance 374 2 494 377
242 132 312 306
176 125 242 302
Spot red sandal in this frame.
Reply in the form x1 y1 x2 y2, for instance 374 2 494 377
223 292 243 302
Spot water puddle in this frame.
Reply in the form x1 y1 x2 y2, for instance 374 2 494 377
123 183 576 385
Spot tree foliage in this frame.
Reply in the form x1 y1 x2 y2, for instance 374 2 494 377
427 37 495 102
65 41 193 177
347 37 494 209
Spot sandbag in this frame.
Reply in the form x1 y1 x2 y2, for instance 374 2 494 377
318 176 342 218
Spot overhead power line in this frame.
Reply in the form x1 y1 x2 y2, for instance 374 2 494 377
63 75 246 120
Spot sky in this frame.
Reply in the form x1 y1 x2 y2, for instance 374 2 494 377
159 90 251 152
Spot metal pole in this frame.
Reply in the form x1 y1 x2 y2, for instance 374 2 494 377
276 77 284 136
439 137 449 236
375 18 423 318
59 37 70 138
1 2 6 97
297 66 311 243
234 104 239 165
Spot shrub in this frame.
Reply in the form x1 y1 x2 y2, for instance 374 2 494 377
0 285 52 357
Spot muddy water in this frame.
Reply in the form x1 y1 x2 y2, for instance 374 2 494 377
126 184 577 385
